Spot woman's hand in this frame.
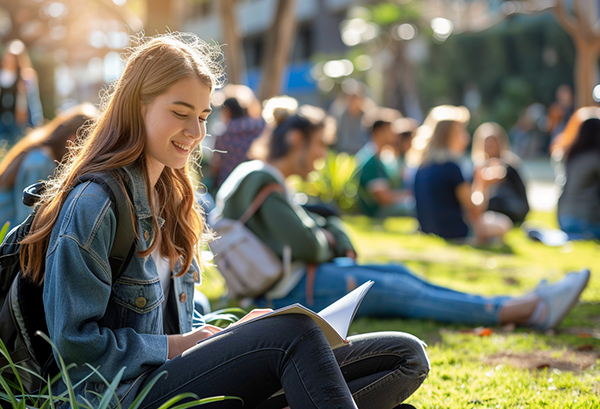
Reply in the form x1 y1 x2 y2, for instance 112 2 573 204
167 324 223 359
474 159 506 186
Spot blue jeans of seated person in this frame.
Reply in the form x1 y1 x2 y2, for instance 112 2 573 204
138 315 429 409
558 214 600 240
267 259 510 326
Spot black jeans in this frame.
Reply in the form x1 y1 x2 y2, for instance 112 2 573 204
138 315 429 409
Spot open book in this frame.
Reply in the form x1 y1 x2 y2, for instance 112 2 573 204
247 280 374 349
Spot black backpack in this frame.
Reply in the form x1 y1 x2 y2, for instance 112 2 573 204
0 171 137 394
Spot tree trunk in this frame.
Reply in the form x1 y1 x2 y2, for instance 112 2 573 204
573 37 600 108
259 0 297 101
218 0 245 84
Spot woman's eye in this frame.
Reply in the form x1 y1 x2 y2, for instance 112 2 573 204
199 117 207 123
173 112 187 118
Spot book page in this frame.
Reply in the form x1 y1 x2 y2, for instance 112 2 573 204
239 280 374 350
317 280 374 339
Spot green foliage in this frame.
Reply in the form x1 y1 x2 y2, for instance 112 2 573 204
368 1 421 26
202 307 247 328
288 150 360 211
0 332 242 408
417 14 575 132
0 222 9 244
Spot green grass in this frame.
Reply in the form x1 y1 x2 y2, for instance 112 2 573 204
199 210 600 408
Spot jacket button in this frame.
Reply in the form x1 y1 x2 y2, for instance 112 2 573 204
193 271 200 282
179 292 186 303
135 297 147 308
144 230 150 241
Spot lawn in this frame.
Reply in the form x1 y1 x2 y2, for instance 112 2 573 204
200 210 600 409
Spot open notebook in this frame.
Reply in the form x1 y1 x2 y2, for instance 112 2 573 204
244 280 374 349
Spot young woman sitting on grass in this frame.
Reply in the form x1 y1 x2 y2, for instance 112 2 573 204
20 33 429 409
410 105 513 244
213 104 590 334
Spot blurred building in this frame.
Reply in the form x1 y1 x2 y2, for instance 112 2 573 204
182 0 356 105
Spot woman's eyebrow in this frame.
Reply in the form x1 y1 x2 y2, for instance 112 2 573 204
172 101 212 113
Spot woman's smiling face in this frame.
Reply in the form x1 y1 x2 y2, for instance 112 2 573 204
143 76 212 185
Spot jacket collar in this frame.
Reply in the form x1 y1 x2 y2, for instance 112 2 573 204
122 164 153 220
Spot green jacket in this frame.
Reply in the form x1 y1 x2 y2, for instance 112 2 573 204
215 160 355 265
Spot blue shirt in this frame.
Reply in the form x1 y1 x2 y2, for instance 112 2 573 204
44 165 199 408
414 161 469 239
0 147 55 229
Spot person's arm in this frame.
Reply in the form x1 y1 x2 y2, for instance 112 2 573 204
456 161 505 220
255 191 335 263
44 186 168 383
322 215 356 258
167 325 222 358
369 181 412 206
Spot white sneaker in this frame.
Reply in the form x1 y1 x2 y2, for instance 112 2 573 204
532 269 591 331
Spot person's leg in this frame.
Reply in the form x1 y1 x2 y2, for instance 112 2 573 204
375 200 416 218
271 261 509 326
475 210 513 242
257 331 430 409
271 261 590 330
559 214 600 240
138 314 358 409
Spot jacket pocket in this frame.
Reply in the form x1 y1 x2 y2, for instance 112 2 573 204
110 279 164 334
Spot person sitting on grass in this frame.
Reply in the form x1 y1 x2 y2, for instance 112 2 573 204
356 108 415 218
213 104 591 336
21 32 428 409
557 117 600 240
410 105 513 244
471 122 530 225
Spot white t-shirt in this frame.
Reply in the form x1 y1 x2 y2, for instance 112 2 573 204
151 241 171 310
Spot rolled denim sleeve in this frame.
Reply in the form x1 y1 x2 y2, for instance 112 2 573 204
44 185 168 383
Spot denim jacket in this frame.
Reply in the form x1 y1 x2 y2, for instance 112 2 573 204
43 165 199 408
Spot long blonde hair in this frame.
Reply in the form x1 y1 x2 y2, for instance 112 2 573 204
471 122 517 167
406 105 470 167
21 33 224 286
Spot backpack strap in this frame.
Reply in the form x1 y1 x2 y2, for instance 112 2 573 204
77 171 137 282
239 183 284 225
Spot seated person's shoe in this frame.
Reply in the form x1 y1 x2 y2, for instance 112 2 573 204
532 269 590 331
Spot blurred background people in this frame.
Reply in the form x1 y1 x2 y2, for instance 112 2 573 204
557 117 600 240
509 102 547 159
209 85 265 193
0 39 44 145
410 105 512 244
472 122 530 225
329 80 374 155
211 104 589 331
0 102 97 228
356 107 415 218
547 84 574 142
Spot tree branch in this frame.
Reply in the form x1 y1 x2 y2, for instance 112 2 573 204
552 0 581 39
572 0 594 40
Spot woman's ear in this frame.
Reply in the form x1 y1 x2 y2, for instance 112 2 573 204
286 130 303 150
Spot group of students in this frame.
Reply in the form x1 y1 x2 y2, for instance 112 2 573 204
0 33 593 408
353 104 529 245
353 98 600 244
